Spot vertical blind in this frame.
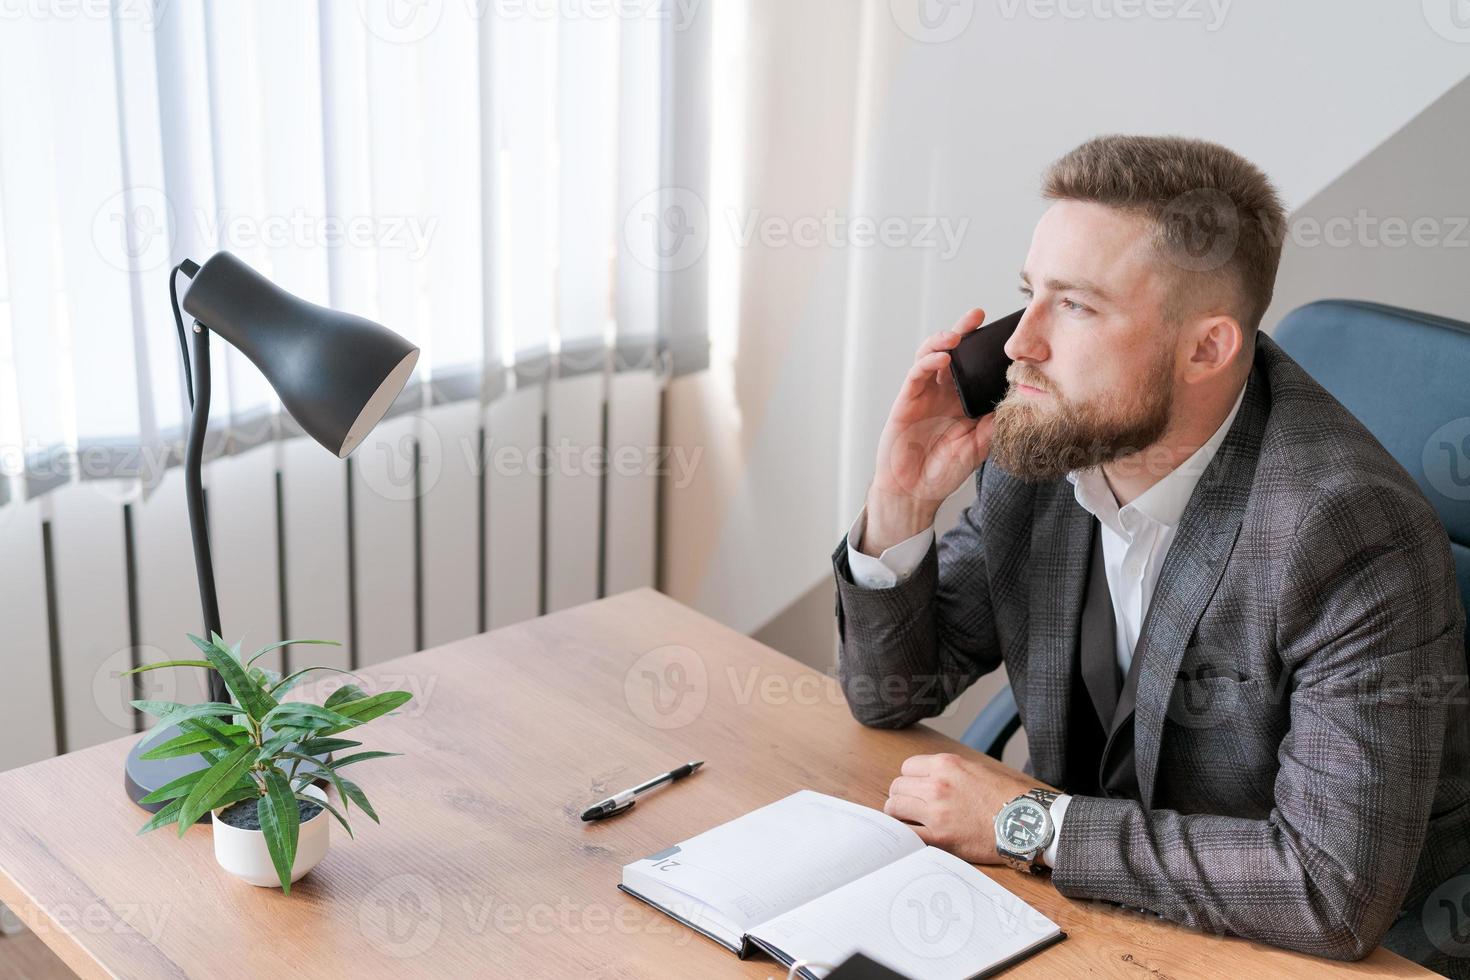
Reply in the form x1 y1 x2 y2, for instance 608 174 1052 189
0 0 696 505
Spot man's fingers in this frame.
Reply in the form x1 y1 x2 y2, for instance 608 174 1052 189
883 793 927 824
902 350 950 394
916 306 984 359
911 309 986 369
900 754 936 776
972 412 997 446
915 330 961 360
951 307 986 335
888 775 932 801
909 819 943 847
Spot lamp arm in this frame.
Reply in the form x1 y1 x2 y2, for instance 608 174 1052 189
169 259 200 407
182 322 227 704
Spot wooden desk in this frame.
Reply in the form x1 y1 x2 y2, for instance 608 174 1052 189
0 589 1430 978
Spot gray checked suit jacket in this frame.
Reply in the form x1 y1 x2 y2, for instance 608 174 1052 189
831 333 1470 961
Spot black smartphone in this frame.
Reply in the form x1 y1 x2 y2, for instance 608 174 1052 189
948 308 1023 419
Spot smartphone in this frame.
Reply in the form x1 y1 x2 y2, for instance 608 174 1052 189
948 308 1023 419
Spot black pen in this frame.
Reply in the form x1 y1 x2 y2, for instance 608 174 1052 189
581 761 704 821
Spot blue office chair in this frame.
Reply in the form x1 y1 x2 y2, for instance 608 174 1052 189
961 299 1470 760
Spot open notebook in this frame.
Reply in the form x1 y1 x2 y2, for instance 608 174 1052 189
619 790 1064 979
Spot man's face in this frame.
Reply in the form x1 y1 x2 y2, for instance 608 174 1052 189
989 200 1181 482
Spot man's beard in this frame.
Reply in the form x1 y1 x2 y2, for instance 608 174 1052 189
988 350 1175 482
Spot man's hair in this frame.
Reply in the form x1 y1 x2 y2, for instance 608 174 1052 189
1041 134 1287 335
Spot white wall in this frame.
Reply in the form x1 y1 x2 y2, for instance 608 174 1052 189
662 0 1470 733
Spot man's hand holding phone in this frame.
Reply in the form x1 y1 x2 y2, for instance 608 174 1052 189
863 308 999 557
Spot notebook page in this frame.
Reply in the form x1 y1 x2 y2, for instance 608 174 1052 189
621 791 925 937
747 846 1062 980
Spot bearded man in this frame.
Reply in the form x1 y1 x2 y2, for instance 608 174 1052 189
831 134 1470 972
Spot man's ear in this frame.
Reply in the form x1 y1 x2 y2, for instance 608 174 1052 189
1181 313 1244 383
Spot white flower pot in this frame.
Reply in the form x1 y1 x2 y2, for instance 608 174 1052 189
211 784 331 888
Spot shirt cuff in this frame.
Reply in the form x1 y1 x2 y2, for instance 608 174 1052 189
845 508 936 589
1041 793 1072 868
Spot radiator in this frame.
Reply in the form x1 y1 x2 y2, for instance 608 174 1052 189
0 371 664 771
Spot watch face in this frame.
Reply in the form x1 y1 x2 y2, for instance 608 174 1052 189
998 800 1047 850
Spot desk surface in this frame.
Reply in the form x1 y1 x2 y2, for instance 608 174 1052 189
0 588 1429 978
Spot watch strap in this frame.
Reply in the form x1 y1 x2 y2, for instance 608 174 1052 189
1024 787 1060 809
995 788 1059 872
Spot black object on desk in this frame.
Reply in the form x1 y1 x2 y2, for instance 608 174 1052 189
581 761 704 820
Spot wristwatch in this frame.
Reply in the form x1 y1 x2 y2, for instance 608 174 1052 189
994 788 1059 873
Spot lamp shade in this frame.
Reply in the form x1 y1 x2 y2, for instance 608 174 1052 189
181 251 419 457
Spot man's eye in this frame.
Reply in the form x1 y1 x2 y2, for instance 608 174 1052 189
1060 298 1090 313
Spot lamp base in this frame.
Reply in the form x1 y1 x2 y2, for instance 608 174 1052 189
125 725 331 820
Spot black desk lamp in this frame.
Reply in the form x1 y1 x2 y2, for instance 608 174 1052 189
125 250 419 808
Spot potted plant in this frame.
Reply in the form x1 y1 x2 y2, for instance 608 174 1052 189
126 633 412 893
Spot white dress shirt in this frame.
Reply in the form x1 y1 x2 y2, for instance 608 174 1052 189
847 383 1246 866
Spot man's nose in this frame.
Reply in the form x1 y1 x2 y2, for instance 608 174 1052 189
1004 307 1048 363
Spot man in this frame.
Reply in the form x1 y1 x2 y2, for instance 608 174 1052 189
831 134 1470 971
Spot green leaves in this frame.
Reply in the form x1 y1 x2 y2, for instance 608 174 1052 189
177 743 258 832
128 632 410 894
138 797 187 835
137 768 209 807
246 638 341 668
318 691 413 735
302 793 354 839
258 769 301 893
261 702 358 735
328 751 400 771
296 737 362 755
269 665 358 699
138 773 257 833
189 634 279 722
119 659 213 676
324 684 368 709
133 701 241 746
338 777 379 825
138 723 248 761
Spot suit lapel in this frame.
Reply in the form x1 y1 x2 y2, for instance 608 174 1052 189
1132 363 1269 809
1024 479 1093 788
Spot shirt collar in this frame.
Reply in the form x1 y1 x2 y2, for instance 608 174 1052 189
1066 381 1248 533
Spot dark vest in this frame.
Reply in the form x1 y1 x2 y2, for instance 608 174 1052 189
1064 520 1143 800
